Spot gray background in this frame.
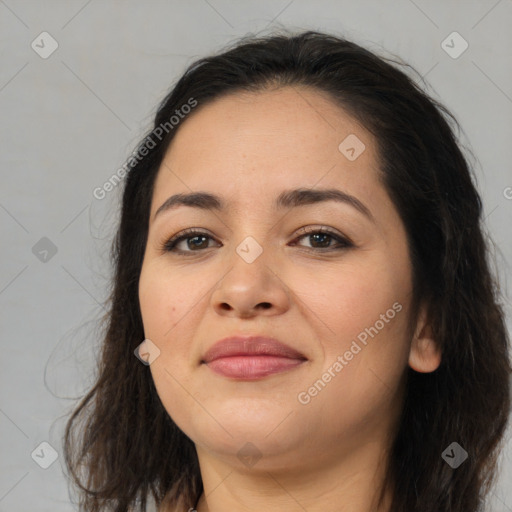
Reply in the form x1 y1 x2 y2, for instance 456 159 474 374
1 1 511 510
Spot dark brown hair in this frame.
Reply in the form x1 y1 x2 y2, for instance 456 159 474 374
63 29 511 512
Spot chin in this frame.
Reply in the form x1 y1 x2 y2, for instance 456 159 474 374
194 430 304 472
185 412 304 459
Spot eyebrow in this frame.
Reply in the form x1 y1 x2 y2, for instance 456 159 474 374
153 188 375 223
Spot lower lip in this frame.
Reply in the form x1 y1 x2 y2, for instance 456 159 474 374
204 355 305 379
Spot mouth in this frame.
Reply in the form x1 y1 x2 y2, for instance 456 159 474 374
204 355 306 379
201 335 307 380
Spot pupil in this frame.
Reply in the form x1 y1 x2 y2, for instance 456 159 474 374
189 236 208 249
311 233 330 247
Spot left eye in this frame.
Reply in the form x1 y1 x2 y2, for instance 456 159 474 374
292 229 351 250
162 227 353 254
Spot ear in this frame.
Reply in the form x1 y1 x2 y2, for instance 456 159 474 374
408 304 442 373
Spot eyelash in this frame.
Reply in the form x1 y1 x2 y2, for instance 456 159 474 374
160 226 354 255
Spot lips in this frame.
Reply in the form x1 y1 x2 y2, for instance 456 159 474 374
201 335 307 379
202 335 307 362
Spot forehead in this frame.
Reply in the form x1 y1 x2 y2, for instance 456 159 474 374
166 86 374 162
151 86 385 217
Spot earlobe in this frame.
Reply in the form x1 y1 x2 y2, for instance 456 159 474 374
408 307 442 373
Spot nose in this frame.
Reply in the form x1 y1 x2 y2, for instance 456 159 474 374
210 246 291 319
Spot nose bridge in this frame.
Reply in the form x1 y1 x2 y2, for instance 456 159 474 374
223 205 276 264
210 230 290 316
223 233 274 289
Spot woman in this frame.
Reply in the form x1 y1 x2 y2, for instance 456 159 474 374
64 30 511 512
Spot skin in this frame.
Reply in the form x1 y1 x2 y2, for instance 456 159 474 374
138 85 442 512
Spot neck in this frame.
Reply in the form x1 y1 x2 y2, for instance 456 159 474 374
194 437 394 512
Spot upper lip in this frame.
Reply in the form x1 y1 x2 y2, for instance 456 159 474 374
201 335 307 363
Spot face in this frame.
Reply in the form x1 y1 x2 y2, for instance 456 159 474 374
138 86 433 472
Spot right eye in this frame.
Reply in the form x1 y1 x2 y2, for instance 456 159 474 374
161 229 220 254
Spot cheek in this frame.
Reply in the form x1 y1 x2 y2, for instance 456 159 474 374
312 257 409 343
309 255 412 395
139 264 204 431
138 262 200 341
298 284 410 439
